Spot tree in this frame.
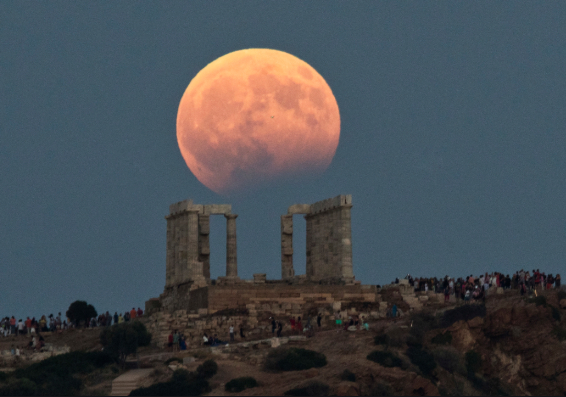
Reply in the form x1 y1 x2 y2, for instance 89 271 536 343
100 321 152 368
66 300 97 327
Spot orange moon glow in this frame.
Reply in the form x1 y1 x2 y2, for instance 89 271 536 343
176 48 340 194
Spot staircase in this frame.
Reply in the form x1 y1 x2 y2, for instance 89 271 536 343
110 369 153 396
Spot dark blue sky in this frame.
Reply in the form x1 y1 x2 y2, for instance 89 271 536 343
2 2 565 319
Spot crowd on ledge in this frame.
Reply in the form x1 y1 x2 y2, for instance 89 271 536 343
394 269 562 302
1 307 145 340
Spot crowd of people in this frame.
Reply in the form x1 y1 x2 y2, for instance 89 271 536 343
1 307 145 342
395 269 562 302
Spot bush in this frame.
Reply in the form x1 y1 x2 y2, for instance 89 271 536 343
66 300 97 327
465 350 482 374
374 334 390 346
432 347 465 374
431 331 452 345
440 304 486 328
172 368 194 383
264 348 327 372
340 369 356 382
130 378 210 396
552 327 566 341
557 290 566 301
367 350 404 368
370 382 393 396
284 381 329 396
551 306 561 321
529 296 547 306
0 378 38 396
386 327 406 347
225 377 258 393
6 351 113 395
410 312 440 343
196 360 218 379
406 346 436 377
100 321 152 367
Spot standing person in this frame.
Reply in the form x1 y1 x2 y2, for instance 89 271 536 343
296 317 303 333
105 312 111 327
173 330 179 352
167 332 173 352
335 312 342 330
270 317 276 335
17 319 24 336
25 317 32 335
137 308 143 317
130 308 137 320
118 313 124 323
114 312 119 325
391 304 397 319
10 316 16 336
317 313 322 328
289 317 296 333
124 312 130 322
229 325 235 342
556 274 561 288
276 321 283 337
239 324 245 339
179 335 187 350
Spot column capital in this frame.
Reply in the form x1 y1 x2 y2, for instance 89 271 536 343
225 214 238 219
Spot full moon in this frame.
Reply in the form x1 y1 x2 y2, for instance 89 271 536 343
177 48 340 194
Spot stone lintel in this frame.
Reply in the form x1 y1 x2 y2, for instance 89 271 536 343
203 204 232 215
287 204 311 215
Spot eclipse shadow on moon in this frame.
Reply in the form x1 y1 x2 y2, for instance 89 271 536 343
177 48 341 195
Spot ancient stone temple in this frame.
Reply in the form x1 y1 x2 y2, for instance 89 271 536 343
148 195 371 315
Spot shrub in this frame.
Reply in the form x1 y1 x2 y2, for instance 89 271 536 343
440 304 486 328
374 334 390 346
130 378 210 396
465 350 482 374
432 347 465 374
410 312 440 343
529 296 547 306
264 348 327 372
340 369 356 382
386 327 406 347
196 360 218 379
225 377 258 393
7 351 113 395
370 382 393 396
66 300 97 327
551 306 561 321
406 346 436 377
0 378 38 396
552 327 566 341
172 368 194 383
100 321 152 367
557 289 566 301
284 381 329 396
431 331 452 345
367 350 403 368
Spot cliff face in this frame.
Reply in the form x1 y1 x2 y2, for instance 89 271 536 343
440 292 566 395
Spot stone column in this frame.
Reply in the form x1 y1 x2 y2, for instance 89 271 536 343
225 214 238 278
198 214 211 279
281 215 294 279
165 215 174 287
187 210 200 280
339 204 354 282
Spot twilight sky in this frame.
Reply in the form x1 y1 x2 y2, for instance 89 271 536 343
2 2 566 319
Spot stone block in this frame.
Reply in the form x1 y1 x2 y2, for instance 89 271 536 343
203 204 231 215
183 356 195 365
287 204 312 214
332 302 342 311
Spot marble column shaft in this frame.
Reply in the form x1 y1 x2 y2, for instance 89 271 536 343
225 214 238 278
